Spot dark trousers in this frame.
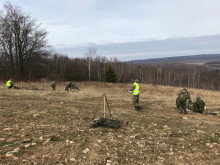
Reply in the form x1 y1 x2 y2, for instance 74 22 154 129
133 94 139 107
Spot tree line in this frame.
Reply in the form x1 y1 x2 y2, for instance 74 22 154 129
0 2 219 90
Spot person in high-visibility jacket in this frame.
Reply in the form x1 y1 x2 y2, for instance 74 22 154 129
131 79 140 110
6 79 14 88
6 79 19 89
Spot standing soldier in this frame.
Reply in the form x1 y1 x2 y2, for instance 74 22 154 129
50 81 57 91
129 79 140 111
176 89 191 114
65 81 80 91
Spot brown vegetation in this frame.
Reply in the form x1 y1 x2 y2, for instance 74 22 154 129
0 82 219 164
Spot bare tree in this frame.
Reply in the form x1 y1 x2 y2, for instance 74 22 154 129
0 2 48 80
84 48 97 81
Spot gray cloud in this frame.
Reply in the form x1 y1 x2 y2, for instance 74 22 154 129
2 0 220 60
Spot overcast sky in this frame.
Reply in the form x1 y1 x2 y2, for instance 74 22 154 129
1 0 220 60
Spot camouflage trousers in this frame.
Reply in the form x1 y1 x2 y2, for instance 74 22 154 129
179 98 190 114
133 95 139 107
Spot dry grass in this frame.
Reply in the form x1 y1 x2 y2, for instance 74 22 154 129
0 81 219 164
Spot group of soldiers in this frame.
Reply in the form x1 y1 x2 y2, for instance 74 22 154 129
5 79 79 91
5 79 206 114
130 80 206 114
176 88 206 114
50 81 80 91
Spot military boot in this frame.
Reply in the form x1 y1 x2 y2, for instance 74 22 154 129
135 106 141 111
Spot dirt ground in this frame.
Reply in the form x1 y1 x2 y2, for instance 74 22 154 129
0 81 219 165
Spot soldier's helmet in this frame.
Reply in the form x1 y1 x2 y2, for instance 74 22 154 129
196 96 201 100
182 89 187 93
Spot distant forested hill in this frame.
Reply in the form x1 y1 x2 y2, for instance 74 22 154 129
126 54 220 66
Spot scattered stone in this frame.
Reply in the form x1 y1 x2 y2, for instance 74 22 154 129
197 130 204 133
33 114 40 118
44 139 50 144
178 156 183 160
24 144 31 148
130 135 136 139
32 143 37 146
96 140 102 144
152 123 157 127
70 141 74 144
39 136 43 141
157 156 165 160
70 158 76 162
7 138 16 142
182 116 188 120
3 128 13 131
163 125 169 129
0 138 5 141
83 148 90 154
21 134 25 138
94 143 99 147
137 141 146 147
14 148 21 152
169 152 174 156
5 151 14 157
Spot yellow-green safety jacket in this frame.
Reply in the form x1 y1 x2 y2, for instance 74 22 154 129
6 80 12 87
133 82 139 95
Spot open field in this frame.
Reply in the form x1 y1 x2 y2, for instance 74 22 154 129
0 82 220 165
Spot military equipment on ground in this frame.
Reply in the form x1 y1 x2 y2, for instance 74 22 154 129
210 112 218 115
91 93 121 129
91 117 121 129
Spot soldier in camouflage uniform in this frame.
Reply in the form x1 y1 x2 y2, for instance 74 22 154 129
65 81 80 91
176 89 191 114
50 81 57 91
193 96 205 114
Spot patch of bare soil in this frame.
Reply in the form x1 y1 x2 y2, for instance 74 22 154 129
0 82 219 164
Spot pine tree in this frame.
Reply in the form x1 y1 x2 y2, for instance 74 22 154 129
104 65 117 83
